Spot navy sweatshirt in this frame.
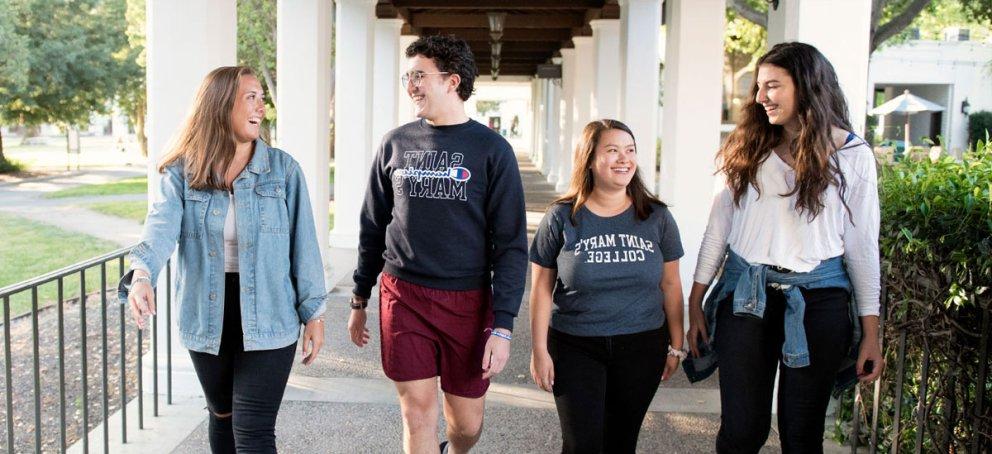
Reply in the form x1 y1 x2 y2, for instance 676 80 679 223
353 118 528 331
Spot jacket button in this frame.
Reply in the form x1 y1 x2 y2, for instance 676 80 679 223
209 292 216 301
209 251 216 257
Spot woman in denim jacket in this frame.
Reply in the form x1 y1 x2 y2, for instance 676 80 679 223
119 66 327 453
685 43 884 453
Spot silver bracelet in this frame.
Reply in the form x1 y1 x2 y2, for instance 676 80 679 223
667 345 687 361
131 276 152 287
491 330 512 341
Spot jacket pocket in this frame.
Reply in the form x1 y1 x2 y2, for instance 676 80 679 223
181 189 211 238
255 181 289 234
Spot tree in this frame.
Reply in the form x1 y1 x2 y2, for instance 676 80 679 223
727 0 977 53
0 0 129 153
724 2 766 122
238 0 278 135
116 0 148 156
0 3 30 165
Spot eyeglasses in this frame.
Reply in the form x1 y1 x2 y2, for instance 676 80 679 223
400 71 450 88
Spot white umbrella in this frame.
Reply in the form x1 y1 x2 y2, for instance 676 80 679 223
869 89 945 148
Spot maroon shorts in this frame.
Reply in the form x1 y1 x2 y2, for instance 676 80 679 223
379 272 494 398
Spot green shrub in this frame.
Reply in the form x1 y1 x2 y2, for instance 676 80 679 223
0 158 24 173
969 111 992 149
835 139 991 451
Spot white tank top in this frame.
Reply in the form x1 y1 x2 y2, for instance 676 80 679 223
224 192 239 273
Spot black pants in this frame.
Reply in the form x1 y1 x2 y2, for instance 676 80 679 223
188 273 297 454
549 327 667 454
714 286 852 454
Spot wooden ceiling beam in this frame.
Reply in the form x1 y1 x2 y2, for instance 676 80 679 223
390 0 604 9
409 12 585 29
419 27 571 41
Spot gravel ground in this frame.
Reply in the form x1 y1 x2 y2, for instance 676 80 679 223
0 288 149 453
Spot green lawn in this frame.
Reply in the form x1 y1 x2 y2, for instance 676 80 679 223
87 200 147 224
0 214 124 316
45 176 148 199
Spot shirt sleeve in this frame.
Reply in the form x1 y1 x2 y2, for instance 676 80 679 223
353 141 394 299
529 207 565 269
657 207 685 262
693 178 734 285
842 150 881 316
485 145 529 332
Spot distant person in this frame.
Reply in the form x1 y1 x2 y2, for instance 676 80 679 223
685 42 884 453
347 35 528 454
120 66 327 453
529 119 686 453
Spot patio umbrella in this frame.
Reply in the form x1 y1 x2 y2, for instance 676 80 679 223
869 89 945 148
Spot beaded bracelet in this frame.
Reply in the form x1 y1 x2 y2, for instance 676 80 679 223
491 330 512 341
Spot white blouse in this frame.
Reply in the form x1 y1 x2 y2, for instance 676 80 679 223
692 138 881 316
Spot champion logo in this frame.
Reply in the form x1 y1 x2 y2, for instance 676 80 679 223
448 167 471 182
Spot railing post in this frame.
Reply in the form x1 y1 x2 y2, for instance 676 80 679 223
58 277 67 453
100 264 109 454
31 287 41 453
3 296 13 453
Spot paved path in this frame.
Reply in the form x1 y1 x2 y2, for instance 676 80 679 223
0 168 146 247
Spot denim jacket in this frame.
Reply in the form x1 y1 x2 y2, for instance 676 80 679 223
117 140 327 354
685 249 862 392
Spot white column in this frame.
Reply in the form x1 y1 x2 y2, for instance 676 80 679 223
544 78 560 183
768 0 872 135
531 79 542 163
571 35 595 148
590 19 621 119
620 0 661 191
277 0 333 258
555 48 577 193
145 0 236 396
146 0 236 195
397 35 419 124
660 0 724 291
372 18 403 160
329 0 375 248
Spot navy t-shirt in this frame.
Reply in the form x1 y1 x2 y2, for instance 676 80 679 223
529 202 684 336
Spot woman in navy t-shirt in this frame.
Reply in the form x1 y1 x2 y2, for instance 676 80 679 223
529 119 686 453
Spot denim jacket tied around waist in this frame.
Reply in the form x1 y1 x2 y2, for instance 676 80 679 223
685 248 862 393
116 140 327 355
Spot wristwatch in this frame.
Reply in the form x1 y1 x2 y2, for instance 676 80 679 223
350 296 368 310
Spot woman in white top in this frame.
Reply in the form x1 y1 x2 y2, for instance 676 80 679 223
685 42 884 453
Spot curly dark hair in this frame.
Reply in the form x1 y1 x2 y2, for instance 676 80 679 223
719 41 852 221
405 35 477 101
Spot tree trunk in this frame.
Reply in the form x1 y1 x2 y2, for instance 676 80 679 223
870 0 931 53
0 127 6 163
135 101 148 157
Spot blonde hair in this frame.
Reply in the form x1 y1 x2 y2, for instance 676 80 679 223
158 66 257 189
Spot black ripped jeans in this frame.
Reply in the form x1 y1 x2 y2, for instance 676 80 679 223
188 273 297 453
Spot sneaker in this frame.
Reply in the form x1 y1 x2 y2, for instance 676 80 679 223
439 440 449 454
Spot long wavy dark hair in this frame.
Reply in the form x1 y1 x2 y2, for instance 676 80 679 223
555 119 663 224
719 42 851 220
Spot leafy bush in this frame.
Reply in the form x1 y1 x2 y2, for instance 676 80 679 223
836 139 991 451
0 158 24 174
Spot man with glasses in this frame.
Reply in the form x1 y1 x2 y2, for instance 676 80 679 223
347 35 527 454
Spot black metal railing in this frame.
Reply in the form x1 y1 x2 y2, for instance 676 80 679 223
0 246 172 453
847 286 991 453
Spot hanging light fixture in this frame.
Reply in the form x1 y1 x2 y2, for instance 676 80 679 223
488 12 506 41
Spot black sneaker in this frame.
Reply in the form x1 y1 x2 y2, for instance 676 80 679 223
439 440 449 454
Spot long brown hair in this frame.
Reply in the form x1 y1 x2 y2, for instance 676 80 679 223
554 119 663 224
158 66 257 189
719 42 851 220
